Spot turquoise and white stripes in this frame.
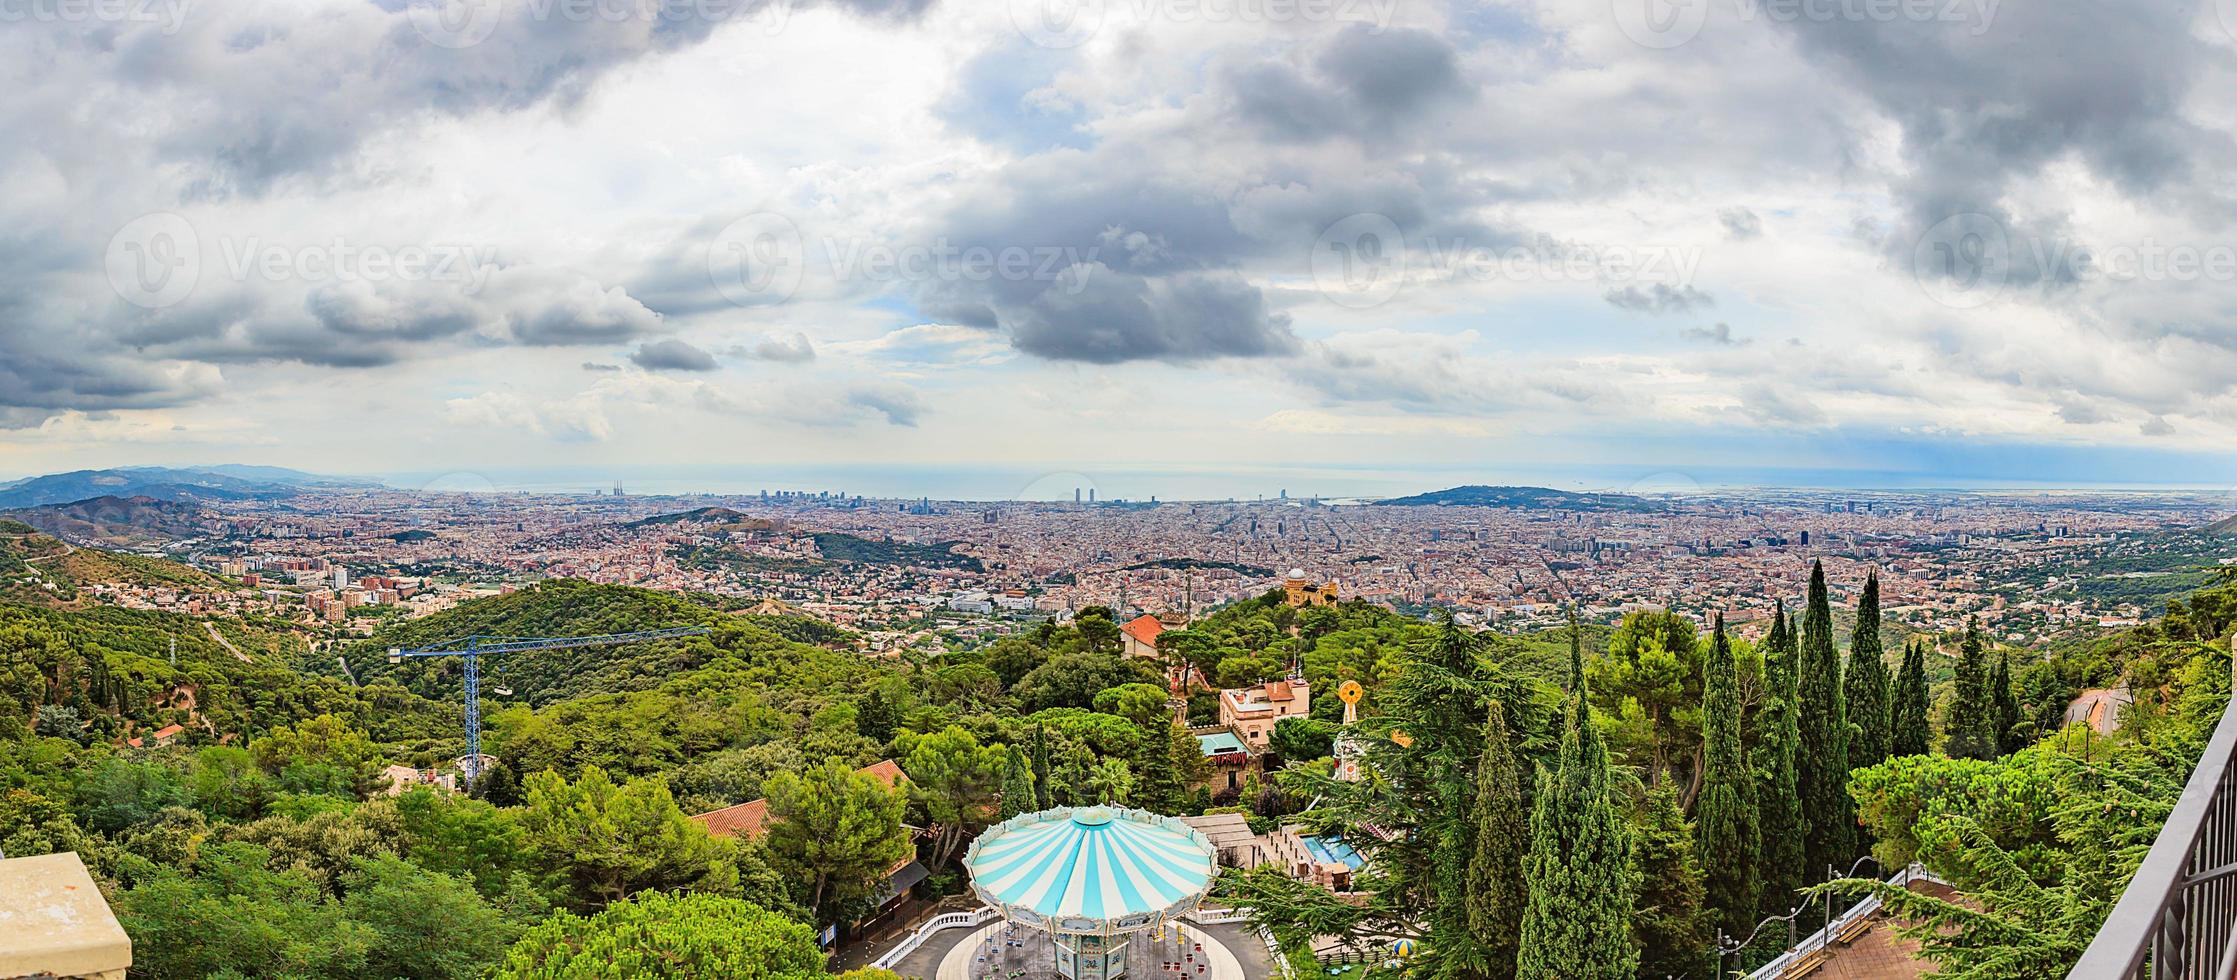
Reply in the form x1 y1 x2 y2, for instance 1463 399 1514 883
966 806 1218 931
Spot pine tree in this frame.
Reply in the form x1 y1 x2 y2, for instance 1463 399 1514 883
1633 785 1712 980
1991 647 2024 756
1795 561 1856 882
1518 692 1636 980
1945 618 1997 761
1697 615 1760 938
1754 604 1807 921
998 745 1035 820
1030 723 1053 810
1843 572 1893 770
1464 701 1530 977
1889 640 1931 757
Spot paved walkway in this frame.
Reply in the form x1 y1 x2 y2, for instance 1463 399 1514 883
936 921 1246 980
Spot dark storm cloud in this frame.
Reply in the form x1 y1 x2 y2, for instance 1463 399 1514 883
1681 323 1744 346
75 0 948 196
1771 1 2227 289
1221 26 1470 143
630 338 719 372
1005 271 1297 364
1719 207 1762 240
735 331 816 363
1605 283 1713 315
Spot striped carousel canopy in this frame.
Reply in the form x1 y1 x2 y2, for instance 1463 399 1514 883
965 806 1219 933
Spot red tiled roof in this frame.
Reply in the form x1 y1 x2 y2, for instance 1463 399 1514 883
1121 614 1166 647
691 759 909 840
1263 680 1294 701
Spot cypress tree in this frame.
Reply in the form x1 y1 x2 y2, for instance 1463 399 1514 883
1991 647 2024 756
999 745 1035 820
1754 604 1806 920
1795 561 1855 881
1633 785 1712 980
1136 723 1182 812
1945 618 1997 761
1697 615 1759 938
1464 701 1530 978
1030 723 1053 810
1518 692 1636 980
1568 606 1585 691
1843 572 1893 769
1890 640 1932 757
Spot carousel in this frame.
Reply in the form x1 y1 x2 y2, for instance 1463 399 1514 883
959 805 1224 980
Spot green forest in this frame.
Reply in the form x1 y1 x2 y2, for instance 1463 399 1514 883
3 543 2234 978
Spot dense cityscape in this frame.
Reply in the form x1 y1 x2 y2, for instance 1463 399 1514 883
18 474 2227 653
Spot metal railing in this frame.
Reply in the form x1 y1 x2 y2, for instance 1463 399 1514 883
1741 862 1948 980
2070 644 2237 980
868 906 1001 971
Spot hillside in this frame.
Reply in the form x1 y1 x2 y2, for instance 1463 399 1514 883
2206 513 2237 536
0 599 447 744
0 523 226 605
338 580 767 704
624 506 764 529
1375 484 1662 512
3 495 221 547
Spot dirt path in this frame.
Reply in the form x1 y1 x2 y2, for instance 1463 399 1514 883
204 620 252 663
10 535 74 565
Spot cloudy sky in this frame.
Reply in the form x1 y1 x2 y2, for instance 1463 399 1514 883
5 0 2237 495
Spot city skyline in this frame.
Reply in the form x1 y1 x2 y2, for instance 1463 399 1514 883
6 1 2236 484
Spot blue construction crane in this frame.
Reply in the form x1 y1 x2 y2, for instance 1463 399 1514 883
388 626 709 786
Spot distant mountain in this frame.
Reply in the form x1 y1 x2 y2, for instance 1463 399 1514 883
194 464 381 488
1376 485 1662 512
0 465 371 510
2205 514 2237 536
2 495 222 548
